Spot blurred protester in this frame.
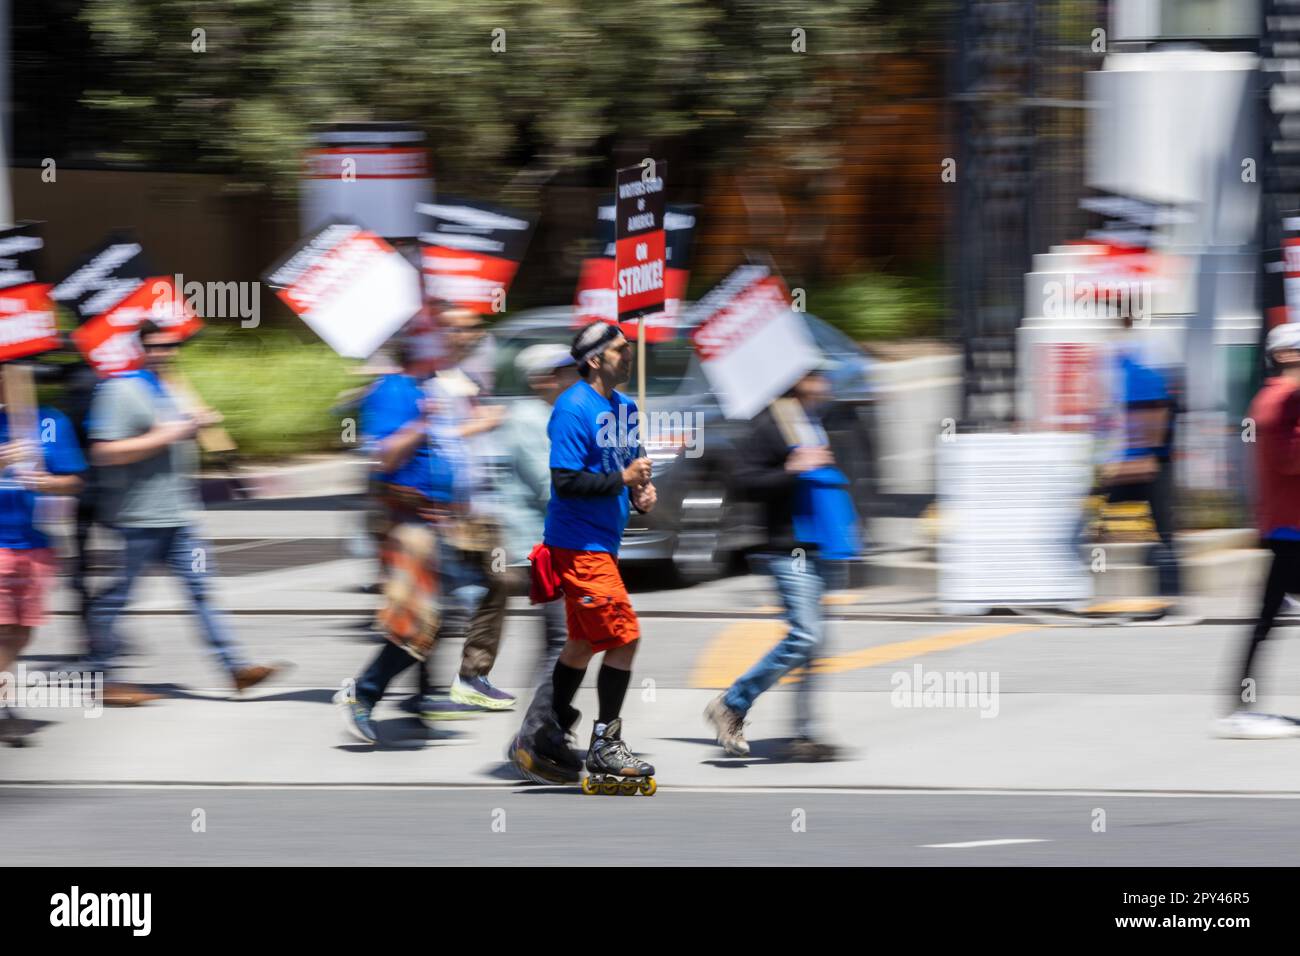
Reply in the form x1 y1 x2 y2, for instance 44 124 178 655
509 322 656 785
704 363 857 762
333 316 481 744
497 344 579 679
493 345 585 776
0 396 85 745
84 321 283 706
426 305 515 711
48 349 103 645
1217 324 1300 738
1098 313 1189 622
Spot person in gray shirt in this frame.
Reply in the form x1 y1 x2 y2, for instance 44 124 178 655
84 321 283 704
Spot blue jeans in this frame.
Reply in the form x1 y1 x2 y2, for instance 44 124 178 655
86 525 249 677
724 552 846 738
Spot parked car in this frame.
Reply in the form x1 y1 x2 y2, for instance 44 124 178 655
485 307 879 584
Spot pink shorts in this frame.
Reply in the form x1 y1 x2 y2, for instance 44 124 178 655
0 548 57 627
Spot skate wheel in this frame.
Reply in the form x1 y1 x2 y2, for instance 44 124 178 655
581 776 598 795
640 777 657 796
601 780 619 796
619 780 638 796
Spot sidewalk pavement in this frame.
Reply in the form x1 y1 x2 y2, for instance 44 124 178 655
37 549 1275 623
5 687 1300 794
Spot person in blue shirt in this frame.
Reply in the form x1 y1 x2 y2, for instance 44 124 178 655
509 321 659 789
0 398 85 744
1100 325 1184 619
704 363 857 762
335 312 505 742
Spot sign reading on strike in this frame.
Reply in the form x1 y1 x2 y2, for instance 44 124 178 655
417 198 534 314
0 223 60 363
266 223 420 359
688 264 820 420
574 202 695 341
614 161 666 326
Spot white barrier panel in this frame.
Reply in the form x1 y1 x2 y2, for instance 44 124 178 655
938 432 1095 615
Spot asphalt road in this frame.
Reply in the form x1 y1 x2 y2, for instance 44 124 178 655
2 787 1298 866
17 521 1300 869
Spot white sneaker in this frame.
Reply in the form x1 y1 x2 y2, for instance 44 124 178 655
1213 711 1300 739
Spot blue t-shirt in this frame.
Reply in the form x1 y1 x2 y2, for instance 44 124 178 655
543 381 642 555
1115 353 1172 461
0 407 87 549
361 374 455 503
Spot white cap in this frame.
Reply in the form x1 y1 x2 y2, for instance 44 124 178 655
1267 323 1300 355
515 343 575 378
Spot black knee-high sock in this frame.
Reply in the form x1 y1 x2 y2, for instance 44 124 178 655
597 664 631 725
551 661 585 728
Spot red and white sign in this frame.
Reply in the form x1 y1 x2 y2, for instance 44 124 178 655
615 162 666 326
0 224 61 363
574 257 683 343
265 223 420 359
422 245 520 312
71 277 204 376
304 148 430 180
574 203 694 343
417 198 534 315
688 264 820 420
1032 342 1105 431
300 125 434 239
0 284 60 363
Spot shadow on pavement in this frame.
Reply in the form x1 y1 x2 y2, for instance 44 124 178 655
242 688 337 705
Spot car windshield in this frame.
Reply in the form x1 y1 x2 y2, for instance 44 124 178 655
493 327 699 397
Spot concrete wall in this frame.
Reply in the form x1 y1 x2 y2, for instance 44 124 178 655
9 166 298 297
870 351 963 495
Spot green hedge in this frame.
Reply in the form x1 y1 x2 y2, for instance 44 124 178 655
177 328 358 459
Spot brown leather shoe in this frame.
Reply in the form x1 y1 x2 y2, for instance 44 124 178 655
102 682 164 707
232 664 284 694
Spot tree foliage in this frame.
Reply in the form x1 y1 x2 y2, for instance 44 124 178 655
80 0 892 198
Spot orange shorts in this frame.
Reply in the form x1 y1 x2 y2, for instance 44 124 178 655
0 547 56 628
549 547 640 653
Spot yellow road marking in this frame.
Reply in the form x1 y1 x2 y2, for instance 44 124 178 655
689 621 1038 689
756 593 893 613
1081 598 1170 614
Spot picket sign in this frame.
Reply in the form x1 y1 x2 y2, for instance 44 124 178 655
265 223 421 360
416 198 534 315
769 397 818 448
161 371 237 455
1 362 39 473
614 162 667 420
687 264 820 421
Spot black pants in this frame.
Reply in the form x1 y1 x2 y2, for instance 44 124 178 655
355 642 435 710
1235 539 1300 703
1106 465 1181 598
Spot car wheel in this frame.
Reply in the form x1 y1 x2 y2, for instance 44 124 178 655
671 482 729 586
